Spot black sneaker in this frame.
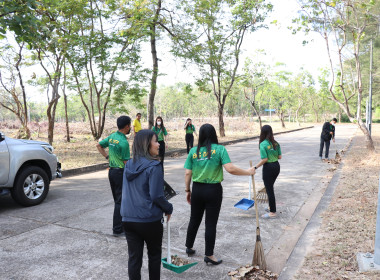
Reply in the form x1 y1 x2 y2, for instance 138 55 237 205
112 231 125 237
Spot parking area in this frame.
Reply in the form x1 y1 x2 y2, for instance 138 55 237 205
0 125 357 279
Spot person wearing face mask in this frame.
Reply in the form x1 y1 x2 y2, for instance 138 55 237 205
151 116 168 171
96 116 132 237
184 118 197 154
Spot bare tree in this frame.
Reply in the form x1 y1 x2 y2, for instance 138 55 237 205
297 0 377 150
0 42 30 138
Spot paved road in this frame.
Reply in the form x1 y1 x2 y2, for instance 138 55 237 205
0 124 357 280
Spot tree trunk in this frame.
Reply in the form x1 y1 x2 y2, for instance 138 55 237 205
63 63 70 142
278 111 285 128
218 103 225 137
358 118 375 150
251 101 262 129
47 97 59 145
148 1 161 129
295 107 301 127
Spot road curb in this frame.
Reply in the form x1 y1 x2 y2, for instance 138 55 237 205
61 126 314 178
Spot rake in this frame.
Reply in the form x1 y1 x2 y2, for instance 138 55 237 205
256 186 268 204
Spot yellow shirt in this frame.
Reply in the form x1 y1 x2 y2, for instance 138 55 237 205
133 119 142 133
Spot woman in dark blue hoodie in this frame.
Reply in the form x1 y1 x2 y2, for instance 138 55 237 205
121 129 173 280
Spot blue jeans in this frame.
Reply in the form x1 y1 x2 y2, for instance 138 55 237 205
108 168 123 233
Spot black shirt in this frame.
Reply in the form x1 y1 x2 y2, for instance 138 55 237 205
321 122 335 141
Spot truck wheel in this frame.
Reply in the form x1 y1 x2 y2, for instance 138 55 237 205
11 166 50 206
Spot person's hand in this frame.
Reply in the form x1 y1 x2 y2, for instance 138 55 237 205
248 166 256 175
330 132 333 135
333 138 335 143
165 213 171 222
186 191 191 205
166 143 168 149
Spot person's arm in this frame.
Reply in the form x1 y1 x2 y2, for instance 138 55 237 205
332 126 336 142
255 158 268 169
185 169 192 204
164 128 168 148
96 143 108 160
193 126 198 136
149 165 173 219
223 162 255 175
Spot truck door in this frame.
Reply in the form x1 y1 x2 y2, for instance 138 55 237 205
0 137 10 185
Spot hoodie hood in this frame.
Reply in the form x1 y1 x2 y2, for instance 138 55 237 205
124 157 160 181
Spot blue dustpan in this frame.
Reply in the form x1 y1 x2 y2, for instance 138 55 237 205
234 176 254 210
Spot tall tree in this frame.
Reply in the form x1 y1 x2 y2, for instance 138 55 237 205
296 0 378 150
0 41 31 138
66 0 144 140
124 0 186 129
172 0 272 136
242 53 269 129
291 70 314 126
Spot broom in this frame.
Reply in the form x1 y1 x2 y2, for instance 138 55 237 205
250 161 267 270
334 141 340 160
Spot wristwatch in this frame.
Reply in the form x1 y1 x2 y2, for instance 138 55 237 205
106 155 109 160
254 166 257 170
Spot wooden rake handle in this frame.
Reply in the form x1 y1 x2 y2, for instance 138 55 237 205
249 160 260 229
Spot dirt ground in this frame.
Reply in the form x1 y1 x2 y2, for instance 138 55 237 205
294 124 380 279
0 117 306 170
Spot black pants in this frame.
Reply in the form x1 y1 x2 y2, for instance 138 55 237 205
185 182 223 256
123 220 163 280
319 137 331 158
262 161 280 213
158 140 165 172
185 134 194 154
108 168 124 234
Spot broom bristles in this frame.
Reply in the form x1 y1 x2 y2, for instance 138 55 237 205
253 239 267 270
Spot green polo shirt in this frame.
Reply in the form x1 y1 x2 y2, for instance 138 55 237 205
185 125 196 134
152 126 168 141
184 144 231 184
99 131 130 168
259 139 281 163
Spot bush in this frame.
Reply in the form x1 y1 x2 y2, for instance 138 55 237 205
340 114 351 123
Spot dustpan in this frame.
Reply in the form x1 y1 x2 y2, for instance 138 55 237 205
161 220 197 273
163 180 177 200
234 176 255 210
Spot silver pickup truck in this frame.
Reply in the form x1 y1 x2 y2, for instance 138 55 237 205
0 132 61 206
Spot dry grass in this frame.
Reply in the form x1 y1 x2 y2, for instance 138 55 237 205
1 117 308 170
294 124 380 280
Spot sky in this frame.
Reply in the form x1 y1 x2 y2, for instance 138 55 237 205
150 0 330 88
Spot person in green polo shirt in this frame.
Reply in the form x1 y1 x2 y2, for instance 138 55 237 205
184 118 197 154
253 125 282 219
184 123 256 265
96 116 131 236
152 116 168 171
